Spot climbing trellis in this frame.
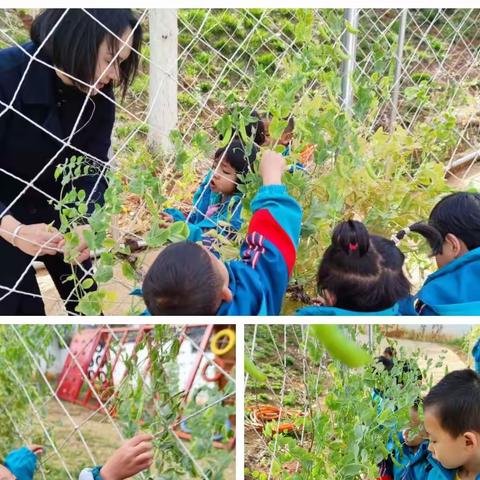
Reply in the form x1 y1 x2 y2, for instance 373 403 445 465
243 324 458 479
1 9 480 314
0 324 235 480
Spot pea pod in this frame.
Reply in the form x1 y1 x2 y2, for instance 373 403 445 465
309 325 371 368
244 357 267 382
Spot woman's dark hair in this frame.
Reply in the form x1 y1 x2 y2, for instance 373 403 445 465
395 192 480 255
143 242 223 315
214 139 259 177
317 220 411 312
219 110 266 146
31 9 142 97
424 369 480 437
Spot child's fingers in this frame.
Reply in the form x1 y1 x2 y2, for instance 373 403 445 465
29 444 44 454
135 451 154 468
133 440 153 456
129 433 153 446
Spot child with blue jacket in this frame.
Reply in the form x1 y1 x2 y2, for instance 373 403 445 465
2 434 152 480
1 445 42 480
142 150 302 315
297 220 411 316
395 192 480 315
162 139 258 246
377 403 430 480
420 369 480 480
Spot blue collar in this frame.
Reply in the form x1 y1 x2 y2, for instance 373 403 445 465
297 304 400 316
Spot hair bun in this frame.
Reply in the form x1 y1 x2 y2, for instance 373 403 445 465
332 220 370 256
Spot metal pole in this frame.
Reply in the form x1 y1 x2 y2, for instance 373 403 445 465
368 325 374 352
389 9 408 132
341 9 359 115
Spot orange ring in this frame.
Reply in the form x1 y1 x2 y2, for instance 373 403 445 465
201 357 226 382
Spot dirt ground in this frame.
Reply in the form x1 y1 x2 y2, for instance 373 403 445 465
38 248 160 316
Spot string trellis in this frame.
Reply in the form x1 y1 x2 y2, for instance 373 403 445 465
0 9 479 314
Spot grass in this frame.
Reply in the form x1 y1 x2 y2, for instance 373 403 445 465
32 400 122 480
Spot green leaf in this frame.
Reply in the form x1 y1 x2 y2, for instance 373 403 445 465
122 261 137 281
167 221 190 243
81 278 94 290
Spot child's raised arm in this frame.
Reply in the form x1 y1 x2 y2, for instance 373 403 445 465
239 150 302 314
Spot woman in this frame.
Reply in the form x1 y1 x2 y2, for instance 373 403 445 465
0 9 143 314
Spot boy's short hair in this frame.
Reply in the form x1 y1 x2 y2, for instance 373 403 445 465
143 242 223 315
424 369 480 437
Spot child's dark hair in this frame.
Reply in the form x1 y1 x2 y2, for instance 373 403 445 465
317 220 410 312
214 139 259 176
375 355 394 372
31 9 142 98
394 192 480 255
384 346 395 357
142 242 223 315
424 369 480 437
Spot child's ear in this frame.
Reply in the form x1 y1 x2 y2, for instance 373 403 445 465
220 286 233 304
324 290 337 306
444 233 465 258
464 431 478 449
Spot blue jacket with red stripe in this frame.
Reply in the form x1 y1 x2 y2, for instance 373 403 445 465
217 184 302 316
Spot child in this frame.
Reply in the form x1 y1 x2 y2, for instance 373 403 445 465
378 403 430 480
297 220 411 315
420 369 480 479
80 433 153 480
261 115 295 153
2 434 152 480
162 139 258 246
1 445 42 480
395 192 480 315
142 150 302 315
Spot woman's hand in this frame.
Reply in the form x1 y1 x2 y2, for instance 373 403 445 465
99 433 154 480
58 225 92 264
0 215 63 256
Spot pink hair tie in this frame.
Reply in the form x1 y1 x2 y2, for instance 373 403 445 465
348 242 358 251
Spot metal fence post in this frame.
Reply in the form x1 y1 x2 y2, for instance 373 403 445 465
389 9 408 132
341 8 359 115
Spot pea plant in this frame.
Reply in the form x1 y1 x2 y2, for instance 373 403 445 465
244 324 443 479
0 325 235 480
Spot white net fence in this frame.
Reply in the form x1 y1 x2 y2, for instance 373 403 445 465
244 324 469 479
1 9 480 315
0 324 236 479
